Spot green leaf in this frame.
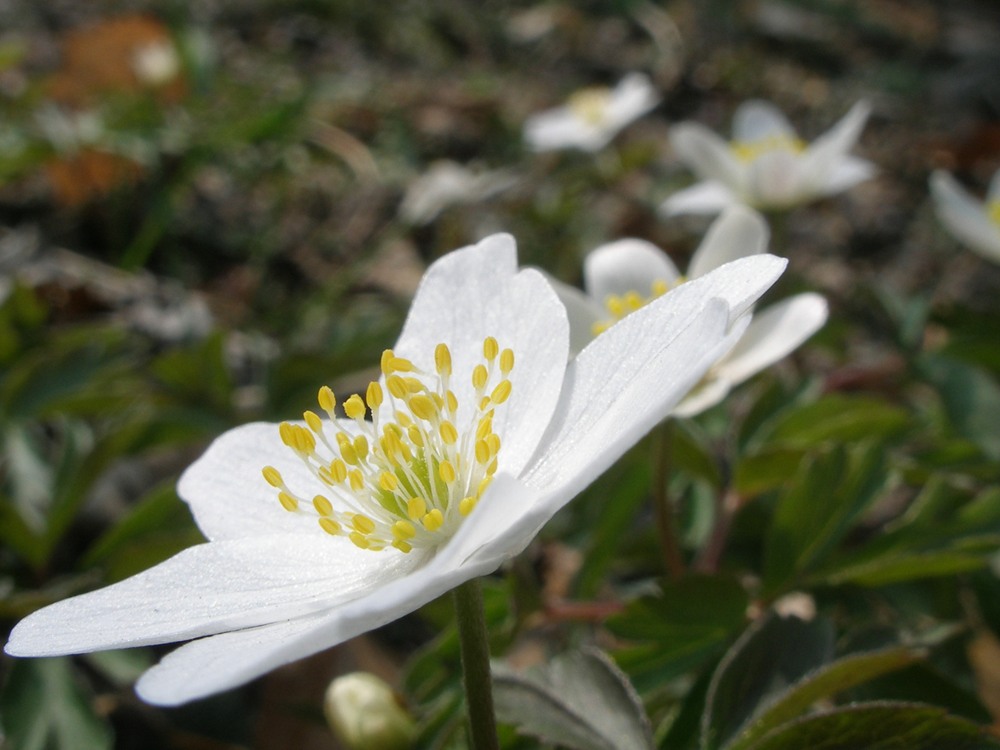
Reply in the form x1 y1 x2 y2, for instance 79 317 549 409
920 353 1000 459
742 702 1000 750
763 442 886 593
759 394 909 449
733 448 805 496
724 647 923 750
0 658 113 750
701 615 835 750
493 649 654 750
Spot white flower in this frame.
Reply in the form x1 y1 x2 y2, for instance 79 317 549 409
550 206 827 415
4 234 786 706
929 168 1000 264
399 160 517 225
324 672 416 750
523 73 660 153
662 100 874 215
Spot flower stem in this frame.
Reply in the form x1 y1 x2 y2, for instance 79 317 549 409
452 578 499 750
652 422 685 580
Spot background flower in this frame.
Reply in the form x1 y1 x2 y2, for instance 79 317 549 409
523 72 660 153
5 234 785 707
930 168 1000 264
662 100 874 215
550 206 826 415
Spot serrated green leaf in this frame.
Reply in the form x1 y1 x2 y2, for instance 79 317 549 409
725 647 922 750
743 702 1000 750
0 657 113 750
494 649 654 750
701 615 835 750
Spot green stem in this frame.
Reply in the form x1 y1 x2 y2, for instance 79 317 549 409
652 422 685 580
452 578 499 750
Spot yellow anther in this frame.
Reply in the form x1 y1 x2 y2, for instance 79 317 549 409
446 390 458 414
431 393 445 411
318 465 336 485
353 435 369 459
409 395 437 421
439 421 459 445
483 336 499 361
393 540 412 553
387 375 408 399
313 495 334 516
380 472 399 491
606 295 624 318
381 349 395 373
304 410 323 433
476 415 493 439
290 425 316 454
279 421 296 447
624 291 643 311
366 382 384 410
652 279 668 296
349 469 364 491
395 412 412 429
278 492 298 512
730 134 805 162
475 439 491 465
389 356 415 372
317 385 336 413
392 520 416 540
989 200 1000 227
407 497 427 520
472 364 488 390
329 459 348 483
487 457 498 475
439 460 456 484
477 476 493 498
262 466 283 488
423 509 444 531
349 532 370 550
487 433 501 457
500 348 514 374
404 377 424 393
435 343 452 376
592 321 610 335
319 518 342 536
344 394 366 420
407 425 425 447
459 497 477 516
490 380 512 405
479 396 491 411
352 515 376 534
340 441 359 466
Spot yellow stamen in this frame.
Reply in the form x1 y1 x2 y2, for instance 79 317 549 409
344 394 366 420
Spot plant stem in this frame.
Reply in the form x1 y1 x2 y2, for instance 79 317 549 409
452 578 499 750
652 422 685 580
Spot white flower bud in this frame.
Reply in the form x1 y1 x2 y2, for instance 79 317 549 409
323 672 416 750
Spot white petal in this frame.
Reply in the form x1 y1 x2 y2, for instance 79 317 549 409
687 205 769 279
660 181 738 216
606 73 660 130
745 149 807 208
583 238 681 303
4 534 424 656
544 273 606 356
732 100 798 142
715 292 828 385
524 108 607 152
134 483 538 707
799 100 871 190
672 378 733 418
669 123 745 188
522 254 787 511
392 234 570 478
820 156 876 196
930 171 1000 262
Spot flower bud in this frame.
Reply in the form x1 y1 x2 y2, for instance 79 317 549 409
323 672 416 750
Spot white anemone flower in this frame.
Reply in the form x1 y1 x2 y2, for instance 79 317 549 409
399 160 517 225
5 234 785 706
662 100 874 215
550 206 827 415
523 73 660 153
929 168 1000 264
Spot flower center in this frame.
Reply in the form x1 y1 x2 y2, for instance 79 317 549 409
730 134 806 163
592 278 675 335
568 87 613 126
262 337 514 554
989 199 1000 228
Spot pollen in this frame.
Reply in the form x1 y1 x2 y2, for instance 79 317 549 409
264 336 515 554
592 277 675 336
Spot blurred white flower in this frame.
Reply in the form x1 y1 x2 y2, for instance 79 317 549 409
662 100 874 215
523 73 660 153
132 39 182 86
399 161 517 225
929 168 1000 264
324 672 416 750
5 234 786 706
549 206 827 415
